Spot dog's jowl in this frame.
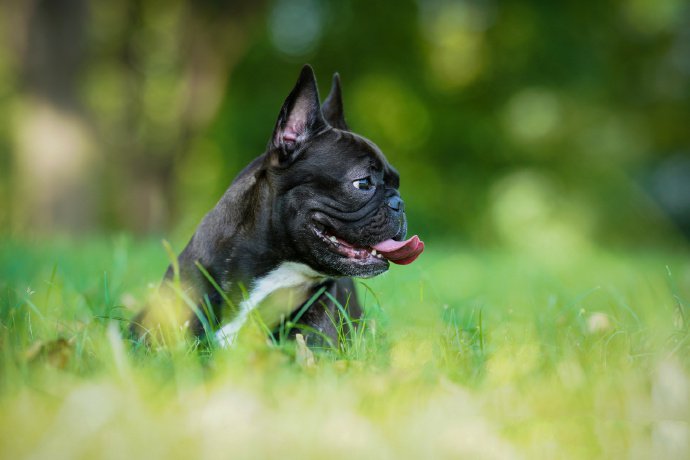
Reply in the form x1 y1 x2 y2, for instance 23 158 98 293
132 65 424 347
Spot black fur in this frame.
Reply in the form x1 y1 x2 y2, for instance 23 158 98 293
132 65 407 345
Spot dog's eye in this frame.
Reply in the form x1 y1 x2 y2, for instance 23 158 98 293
352 177 373 191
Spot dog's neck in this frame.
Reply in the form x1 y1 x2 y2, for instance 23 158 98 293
184 153 299 298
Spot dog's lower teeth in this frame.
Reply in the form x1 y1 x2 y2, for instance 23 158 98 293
320 233 388 261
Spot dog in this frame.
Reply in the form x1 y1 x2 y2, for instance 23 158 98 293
132 65 424 348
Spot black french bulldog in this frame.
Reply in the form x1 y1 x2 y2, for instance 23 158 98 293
133 65 424 347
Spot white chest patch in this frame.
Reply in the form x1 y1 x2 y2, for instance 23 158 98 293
215 262 326 347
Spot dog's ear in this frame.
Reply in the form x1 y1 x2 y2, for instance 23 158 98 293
270 65 327 165
321 73 349 131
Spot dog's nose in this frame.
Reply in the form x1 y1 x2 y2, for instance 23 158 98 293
387 195 404 212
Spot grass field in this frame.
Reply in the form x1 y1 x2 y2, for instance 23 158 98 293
1 236 689 459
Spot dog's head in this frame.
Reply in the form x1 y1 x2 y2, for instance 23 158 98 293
264 65 423 278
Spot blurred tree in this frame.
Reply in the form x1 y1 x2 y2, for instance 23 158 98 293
98 0 266 232
2 0 265 234
9 0 97 233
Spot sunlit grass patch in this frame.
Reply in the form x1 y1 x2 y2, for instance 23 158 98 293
1 237 689 459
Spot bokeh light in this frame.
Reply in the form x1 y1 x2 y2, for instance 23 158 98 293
502 88 562 146
490 169 593 261
270 0 325 57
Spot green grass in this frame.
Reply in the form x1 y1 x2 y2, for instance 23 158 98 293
1 236 689 459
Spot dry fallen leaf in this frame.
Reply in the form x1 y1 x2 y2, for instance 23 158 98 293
24 337 74 369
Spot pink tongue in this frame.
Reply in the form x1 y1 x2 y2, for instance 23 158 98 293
372 235 425 265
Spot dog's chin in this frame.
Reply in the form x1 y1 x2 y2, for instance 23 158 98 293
306 223 390 278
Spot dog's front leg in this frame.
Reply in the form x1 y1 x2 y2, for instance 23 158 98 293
285 278 362 348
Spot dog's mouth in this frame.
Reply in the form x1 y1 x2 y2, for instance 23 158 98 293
311 223 424 265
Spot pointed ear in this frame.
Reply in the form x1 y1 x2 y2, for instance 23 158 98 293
321 73 349 131
270 65 327 163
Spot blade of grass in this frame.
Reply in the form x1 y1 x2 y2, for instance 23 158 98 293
194 261 236 313
283 285 327 339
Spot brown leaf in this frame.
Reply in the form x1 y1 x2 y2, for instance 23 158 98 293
24 337 73 369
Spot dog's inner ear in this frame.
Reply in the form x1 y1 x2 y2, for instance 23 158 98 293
271 65 326 162
321 73 349 131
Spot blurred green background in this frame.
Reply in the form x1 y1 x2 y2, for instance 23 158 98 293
1 0 689 255
2 4 690 457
